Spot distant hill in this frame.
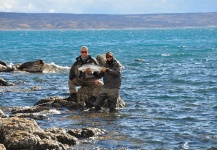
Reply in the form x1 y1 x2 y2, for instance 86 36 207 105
0 12 217 30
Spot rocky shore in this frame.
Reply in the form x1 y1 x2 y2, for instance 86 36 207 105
0 88 125 150
0 55 126 149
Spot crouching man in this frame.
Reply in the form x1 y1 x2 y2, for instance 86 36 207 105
68 46 103 102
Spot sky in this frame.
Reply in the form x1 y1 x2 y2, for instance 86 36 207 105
0 0 217 14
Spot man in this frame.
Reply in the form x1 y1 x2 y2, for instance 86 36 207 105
93 52 122 112
68 46 103 102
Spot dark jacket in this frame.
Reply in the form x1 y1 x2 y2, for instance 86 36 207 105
94 58 122 89
69 55 99 80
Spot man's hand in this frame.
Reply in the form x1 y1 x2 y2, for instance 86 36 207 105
102 67 107 72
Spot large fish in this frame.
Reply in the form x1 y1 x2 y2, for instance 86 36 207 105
78 64 102 72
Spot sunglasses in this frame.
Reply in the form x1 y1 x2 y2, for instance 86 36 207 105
106 56 112 58
81 51 87 53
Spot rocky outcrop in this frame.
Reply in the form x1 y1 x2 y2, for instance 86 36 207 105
0 61 12 72
0 109 7 118
0 117 106 149
0 59 58 73
0 57 126 149
0 78 14 86
12 59 46 73
10 86 125 119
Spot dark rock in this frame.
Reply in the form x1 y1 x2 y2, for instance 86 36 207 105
0 78 14 86
34 96 79 110
0 109 7 118
68 127 106 138
35 139 67 150
0 61 7 66
0 61 12 72
30 86 42 91
11 106 49 114
44 127 78 146
11 59 58 73
18 59 45 72
0 117 106 149
78 86 126 109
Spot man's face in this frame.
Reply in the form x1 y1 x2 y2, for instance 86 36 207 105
80 48 89 58
106 55 113 61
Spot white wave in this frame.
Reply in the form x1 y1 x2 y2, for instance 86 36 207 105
43 62 70 73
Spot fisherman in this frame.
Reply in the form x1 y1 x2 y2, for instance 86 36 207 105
68 46 103 102
93 52 122 112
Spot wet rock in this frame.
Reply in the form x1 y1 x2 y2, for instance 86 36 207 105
16 59 45 73
0 117 43 149
8 87 125 120
0 109 7 118
78 86 126 108
0 61 7 66
0 78 14 86
35 139 67 150
45 127 78 145
10 106 62 120
33 87 125 111
0 61 12 72
68 128 107 138
11 59 58 73
34 96 80 110
0 117 77 150
10 112 48 120
0 117 106 149
30 86 42 91
11 106 49 114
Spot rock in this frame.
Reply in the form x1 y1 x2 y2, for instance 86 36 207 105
0 109 7 118
0 61 7 66
33 87 125 111
0 78 14 86
77 86 126 108
0 61 12 72
10 112 48 120
45 127 78 145
11 106 49 114
34 96 80 110
0 64 12 72
68 128 107 138
96 54 106 66
30 86 42 91
0 117 106 149
35 139 68 150
11 59 57 73
0 117 43 149
0 117 77 149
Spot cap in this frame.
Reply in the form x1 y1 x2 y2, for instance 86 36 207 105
106 52 113 57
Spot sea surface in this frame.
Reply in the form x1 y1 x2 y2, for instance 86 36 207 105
1 28 217 149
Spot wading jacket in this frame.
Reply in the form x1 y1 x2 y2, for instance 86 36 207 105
94 58 122 89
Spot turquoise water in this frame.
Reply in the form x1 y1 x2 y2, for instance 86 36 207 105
1 28 217 149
